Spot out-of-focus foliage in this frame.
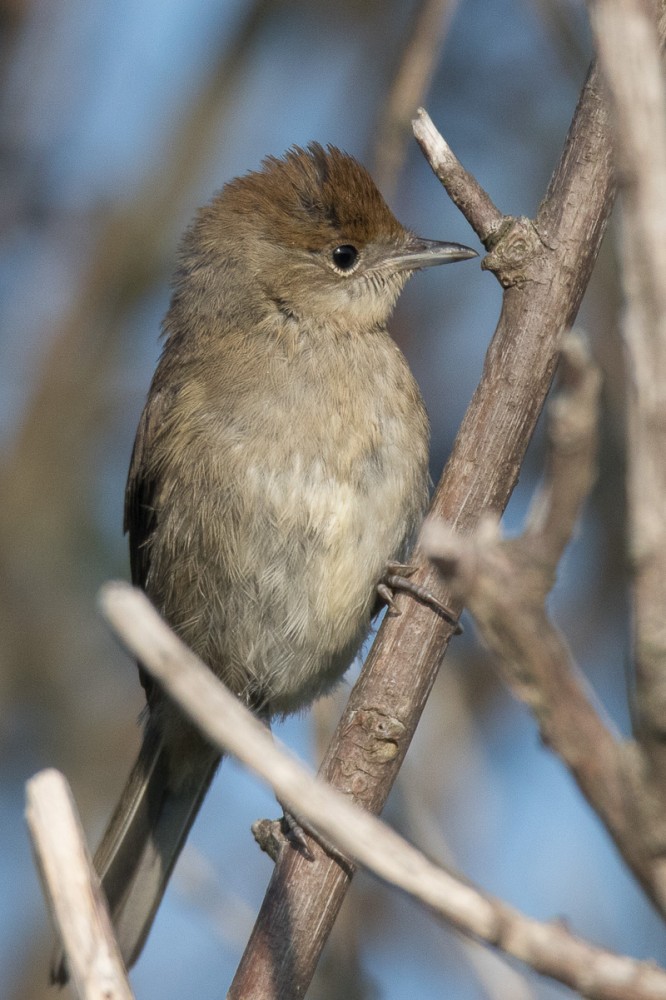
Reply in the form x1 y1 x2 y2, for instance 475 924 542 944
1 2 661 999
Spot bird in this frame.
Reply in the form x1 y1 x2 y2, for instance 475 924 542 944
51 142 476 982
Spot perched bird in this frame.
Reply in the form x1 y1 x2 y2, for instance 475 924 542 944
52 142 475 981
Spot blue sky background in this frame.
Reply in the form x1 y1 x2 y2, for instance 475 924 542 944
2 2 661 998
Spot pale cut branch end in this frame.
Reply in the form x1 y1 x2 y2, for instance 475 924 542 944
412 107 503 241
25 768 134 1000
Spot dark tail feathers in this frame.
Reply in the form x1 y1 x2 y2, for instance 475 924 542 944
50 724 219 983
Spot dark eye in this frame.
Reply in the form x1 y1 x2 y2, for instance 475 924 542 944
331 244 359 271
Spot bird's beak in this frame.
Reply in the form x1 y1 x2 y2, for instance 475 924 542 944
391 236 478 272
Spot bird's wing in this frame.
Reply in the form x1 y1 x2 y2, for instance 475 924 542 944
124 389 167 702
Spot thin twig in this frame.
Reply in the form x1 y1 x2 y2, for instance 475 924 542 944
100 582 666 1000
412 108 504 241
25 769 133 1000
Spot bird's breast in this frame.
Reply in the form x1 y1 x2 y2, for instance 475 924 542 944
151 328 429 712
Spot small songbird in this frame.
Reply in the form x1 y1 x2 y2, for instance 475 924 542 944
52 143 476 981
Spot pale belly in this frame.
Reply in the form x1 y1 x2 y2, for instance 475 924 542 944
225 438 427 714
146 333 430 718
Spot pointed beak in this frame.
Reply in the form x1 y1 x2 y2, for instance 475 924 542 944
391 236 478 272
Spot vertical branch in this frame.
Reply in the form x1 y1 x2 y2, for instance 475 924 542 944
228 56 620 1000
589 0 666 810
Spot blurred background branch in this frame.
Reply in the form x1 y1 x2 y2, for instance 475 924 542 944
589 0 666 833
372 0 458 198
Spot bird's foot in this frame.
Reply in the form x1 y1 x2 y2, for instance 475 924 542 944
252 793 353 866
280 808 316 860
377 561 462 633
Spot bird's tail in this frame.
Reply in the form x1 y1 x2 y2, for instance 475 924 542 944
50 723 220 983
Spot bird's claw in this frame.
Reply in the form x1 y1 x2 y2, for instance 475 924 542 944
280 809 316 860
378 561 463 633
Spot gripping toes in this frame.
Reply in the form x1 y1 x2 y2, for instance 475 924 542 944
378 561 462 633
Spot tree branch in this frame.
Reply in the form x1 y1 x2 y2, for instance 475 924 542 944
228 56 621 1000
412 108 504 242
99 582 666 1000
424 333 666 913
589 0 666 834
523 332 601 563
25 769 133 1000
373 0 459 197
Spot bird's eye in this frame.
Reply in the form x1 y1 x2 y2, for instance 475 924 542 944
331 244 359 272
